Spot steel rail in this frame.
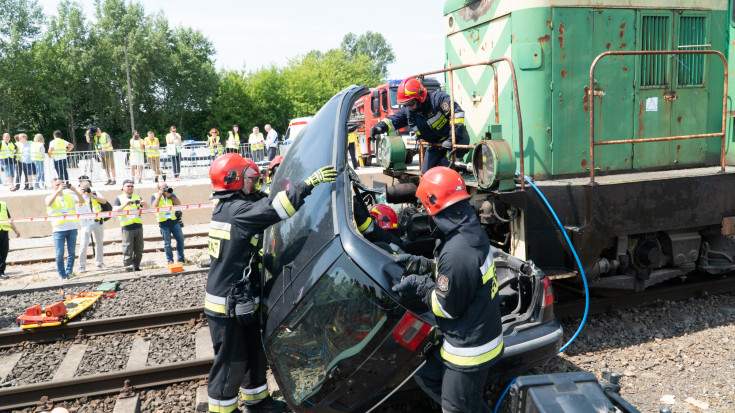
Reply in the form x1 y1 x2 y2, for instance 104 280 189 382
0 307 204 349
8 231 208 253
588 50 728 183
0 357 212 410
554 276 735 320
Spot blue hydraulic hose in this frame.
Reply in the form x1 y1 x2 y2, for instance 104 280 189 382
493 175 590 413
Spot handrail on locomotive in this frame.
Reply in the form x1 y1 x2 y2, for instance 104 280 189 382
588 50 729 183
411 58 527 189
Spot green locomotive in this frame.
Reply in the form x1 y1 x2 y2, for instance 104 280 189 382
386 0 735 292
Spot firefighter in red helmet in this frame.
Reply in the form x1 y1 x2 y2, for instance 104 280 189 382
205 153 336 413
392 166 503 413
370 78 470 173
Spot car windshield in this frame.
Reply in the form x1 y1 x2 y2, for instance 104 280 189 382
267 254 398 404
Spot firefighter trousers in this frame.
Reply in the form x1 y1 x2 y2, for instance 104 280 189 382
206 314 269 412
414 352 492 413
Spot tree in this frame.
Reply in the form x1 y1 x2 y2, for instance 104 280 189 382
340 31 395 79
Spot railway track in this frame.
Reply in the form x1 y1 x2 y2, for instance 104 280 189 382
0 307 211 412
554 275 735 319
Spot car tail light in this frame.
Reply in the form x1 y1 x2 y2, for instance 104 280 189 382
393 312 432 351
542 276 554 307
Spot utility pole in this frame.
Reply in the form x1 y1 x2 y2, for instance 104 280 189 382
124 37 135 133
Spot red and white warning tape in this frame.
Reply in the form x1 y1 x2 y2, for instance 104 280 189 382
0 202 215 224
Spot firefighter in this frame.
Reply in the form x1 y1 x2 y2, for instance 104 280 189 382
392 166 502 413
370 78 469 173
205 153 336 413
352 197 403 254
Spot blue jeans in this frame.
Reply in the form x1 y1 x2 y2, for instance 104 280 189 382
2 159 15 179
160 223 185 262
34 160 44 187
53 229 78 279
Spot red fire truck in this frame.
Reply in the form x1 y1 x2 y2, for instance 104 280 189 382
351 78 441 166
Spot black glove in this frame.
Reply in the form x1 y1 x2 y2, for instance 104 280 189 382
353 194 371 230
370 122 387 137
392 274 435 299
227 280 257 326
395 254 434 276
441 139 453 150
304 165 338 188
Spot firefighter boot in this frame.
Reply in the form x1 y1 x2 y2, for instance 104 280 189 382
243 396 291 413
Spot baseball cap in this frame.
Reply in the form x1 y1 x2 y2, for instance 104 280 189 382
122 179 134 187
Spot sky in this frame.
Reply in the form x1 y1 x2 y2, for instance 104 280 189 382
40 0 447 79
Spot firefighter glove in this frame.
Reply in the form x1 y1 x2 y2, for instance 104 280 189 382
395 254 434 276
304 165 337 188
441 139 453 150
370 122 387 137
392 274 435 299
353 195 371 230
227 280 257 326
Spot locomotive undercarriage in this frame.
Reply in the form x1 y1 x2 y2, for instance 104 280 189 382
485 167 735 292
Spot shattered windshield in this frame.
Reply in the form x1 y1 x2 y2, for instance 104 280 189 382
267 254 399 405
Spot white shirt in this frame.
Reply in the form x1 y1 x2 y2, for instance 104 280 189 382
266 129 278 148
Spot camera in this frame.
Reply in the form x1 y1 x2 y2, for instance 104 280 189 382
66 183 72 189
82 188 92 194
175 210 184 227
164 187 174 194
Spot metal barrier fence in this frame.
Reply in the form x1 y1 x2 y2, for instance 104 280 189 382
0 143 285 187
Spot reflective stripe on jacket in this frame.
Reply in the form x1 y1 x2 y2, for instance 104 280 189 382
226 132 240 149
49 139 68 159
130 139 144 156
47 193 77 227
30 142 45 161
0 142 16 160
144 136 160 157
208 136 224 156
155 196 176 222
382 89 465 145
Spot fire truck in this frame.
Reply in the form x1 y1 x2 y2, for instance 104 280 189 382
350 78 441 166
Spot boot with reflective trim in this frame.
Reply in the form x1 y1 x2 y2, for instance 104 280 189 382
242 396 291 413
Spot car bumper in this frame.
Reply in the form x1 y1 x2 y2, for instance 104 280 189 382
488 318 564 383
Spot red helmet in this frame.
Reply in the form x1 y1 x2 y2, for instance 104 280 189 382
369 204 398 230
269 155 284 170
397 78 427 104
416 167 470 215
209 153 260 192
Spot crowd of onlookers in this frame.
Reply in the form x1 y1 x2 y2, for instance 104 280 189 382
0 124 283 191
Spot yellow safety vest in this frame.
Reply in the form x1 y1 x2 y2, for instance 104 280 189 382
117 194 143 227
0 141 16 160
49 138 68 159
249 133 264 150
0 201 10 232
226 132 240 149
348 131 357 144
14 143 21 161
130 139 144 156
30 142 45 161
155 196 177 223
208 136 224 156
47 193 77 227
95 132 112 152
144 136 160 157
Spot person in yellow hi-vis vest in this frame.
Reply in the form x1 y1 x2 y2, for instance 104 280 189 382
248 126 265 161
207 128 224 159
48 130 74 185
86 126 116 186
151 181 186 264
166 126 183 180
226 125 241 154
144 131 164 182
0 200 21 280
113 179 147 271
130 131 145 183
45 177 85 280
1 133 18 191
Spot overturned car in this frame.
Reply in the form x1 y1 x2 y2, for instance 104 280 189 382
260 86 563 412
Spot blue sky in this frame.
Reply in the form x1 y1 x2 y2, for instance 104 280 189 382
40 0 447 79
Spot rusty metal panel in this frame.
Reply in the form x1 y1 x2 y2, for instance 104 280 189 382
721 216 735 235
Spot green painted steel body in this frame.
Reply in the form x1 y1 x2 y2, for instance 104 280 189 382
444 0 729 179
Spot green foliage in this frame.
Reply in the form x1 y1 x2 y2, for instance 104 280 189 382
340 31 396 79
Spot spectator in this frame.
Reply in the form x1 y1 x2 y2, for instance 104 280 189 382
86 127 116 185
76 176 107 272
13 134 22 191
207 128 223 159
248 126 265 161
151 181 185 265
226 124 241 154
46 178 85 279
1 133 18 191
130 131 144 183
18 133 36 190
113 179 146 271
0 200 21 280
166 126 182 181
31 134 46 190
264 124 279 161
144 131 164 182
48 130 74 185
